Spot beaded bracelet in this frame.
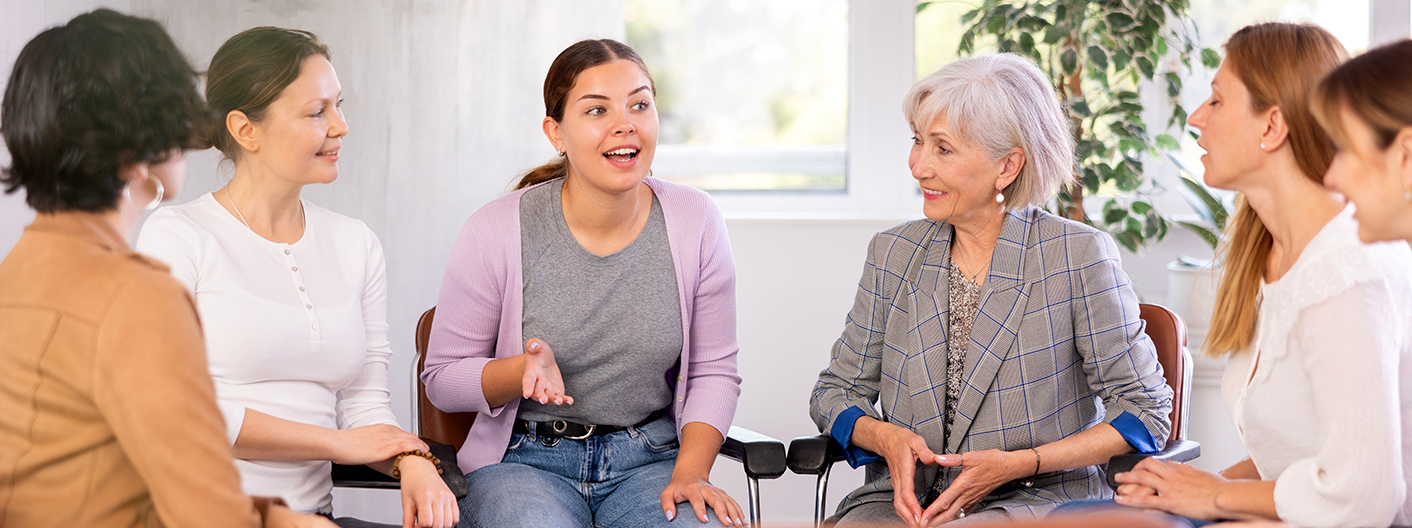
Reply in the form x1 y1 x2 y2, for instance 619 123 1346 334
392 450 443 480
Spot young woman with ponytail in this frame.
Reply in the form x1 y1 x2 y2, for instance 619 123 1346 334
421 39 745 527
1108 23 1412 528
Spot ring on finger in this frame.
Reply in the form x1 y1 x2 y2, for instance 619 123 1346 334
957 508 966 519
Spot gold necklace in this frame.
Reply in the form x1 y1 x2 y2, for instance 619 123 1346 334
953 243 988 284
225 186 305 237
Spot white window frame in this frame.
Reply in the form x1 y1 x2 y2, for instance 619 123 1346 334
649 0 920 218
694 0 1406 218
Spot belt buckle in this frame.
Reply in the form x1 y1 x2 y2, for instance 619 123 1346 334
565 422 595 440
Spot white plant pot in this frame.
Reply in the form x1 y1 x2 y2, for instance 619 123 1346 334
1166 260 1248 472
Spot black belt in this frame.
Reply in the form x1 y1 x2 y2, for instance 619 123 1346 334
514 411 663 440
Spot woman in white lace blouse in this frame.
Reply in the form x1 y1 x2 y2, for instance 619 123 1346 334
1110 24 1412 528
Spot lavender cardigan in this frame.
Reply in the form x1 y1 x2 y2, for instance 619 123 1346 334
422 177 743 473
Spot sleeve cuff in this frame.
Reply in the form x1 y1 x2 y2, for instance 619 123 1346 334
1110 410 1160 454
830 406 883 468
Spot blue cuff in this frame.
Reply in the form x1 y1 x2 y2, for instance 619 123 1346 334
1111 411 1160 454
830 406 883 468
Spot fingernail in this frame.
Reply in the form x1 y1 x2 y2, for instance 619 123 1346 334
530 342 539 350
665 510 675 521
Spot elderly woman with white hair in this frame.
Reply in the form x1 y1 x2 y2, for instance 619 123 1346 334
810 53 1173 526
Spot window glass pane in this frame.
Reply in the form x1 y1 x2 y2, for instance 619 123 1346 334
625 0 848 191
1173 0 1369 178
914 1 970 77
1189 0 1368 53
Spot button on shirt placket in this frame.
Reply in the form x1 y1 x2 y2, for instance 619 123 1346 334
285 246 319 335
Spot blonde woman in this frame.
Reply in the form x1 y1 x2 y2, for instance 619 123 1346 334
1111 23 1412 528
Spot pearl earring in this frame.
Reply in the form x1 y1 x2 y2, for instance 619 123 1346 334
1260 143 1266 150
995 192 1005 204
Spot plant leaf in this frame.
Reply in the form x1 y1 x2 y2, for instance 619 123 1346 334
1174 219 1220 251
1106 12 1135 30
1087 45 1109 70
1104 204 1129 224
1164 72 1182 97
1144 212 1165 239
1061 48 1078 75
987 12 1007 33
1069 99 1092 118
1019 31 1035 54
1201 47 1221 69
1156 133 1180 150
1111 49 1131 71
1176 172 1221 227
1115 230 1142 253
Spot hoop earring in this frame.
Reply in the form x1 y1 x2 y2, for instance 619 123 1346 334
143 177 164 211
122 176 164 211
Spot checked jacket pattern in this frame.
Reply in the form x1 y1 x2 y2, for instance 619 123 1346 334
809 206 1173 520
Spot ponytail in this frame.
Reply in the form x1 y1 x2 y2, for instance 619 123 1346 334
515 157 566 190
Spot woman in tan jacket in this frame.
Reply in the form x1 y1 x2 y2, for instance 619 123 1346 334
0 9 331 528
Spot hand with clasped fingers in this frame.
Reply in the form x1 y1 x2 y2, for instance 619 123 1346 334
521 338 573 406
853 419 943 527
919 449 1035 526
1113 458 1228 520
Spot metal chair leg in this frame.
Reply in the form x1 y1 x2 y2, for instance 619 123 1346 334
814 463 832 528
747 476 761 527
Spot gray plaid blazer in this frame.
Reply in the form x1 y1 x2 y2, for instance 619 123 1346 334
810 206 1173 520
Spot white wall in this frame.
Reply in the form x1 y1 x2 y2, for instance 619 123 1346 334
0 0 1232 524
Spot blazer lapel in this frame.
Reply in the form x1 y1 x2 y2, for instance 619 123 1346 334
945 208 1034 453
900 223 952 445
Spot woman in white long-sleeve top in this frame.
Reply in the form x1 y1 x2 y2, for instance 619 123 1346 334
137 27 456 528
1109 23 1412 528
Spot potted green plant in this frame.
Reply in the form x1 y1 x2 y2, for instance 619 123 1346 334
937 0 1220 252
1167 153 1231 265
1164 152 1232 355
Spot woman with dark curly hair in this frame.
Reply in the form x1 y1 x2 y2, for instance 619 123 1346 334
0 9 331 528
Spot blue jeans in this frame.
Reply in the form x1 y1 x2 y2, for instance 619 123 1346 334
460 415 721 528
